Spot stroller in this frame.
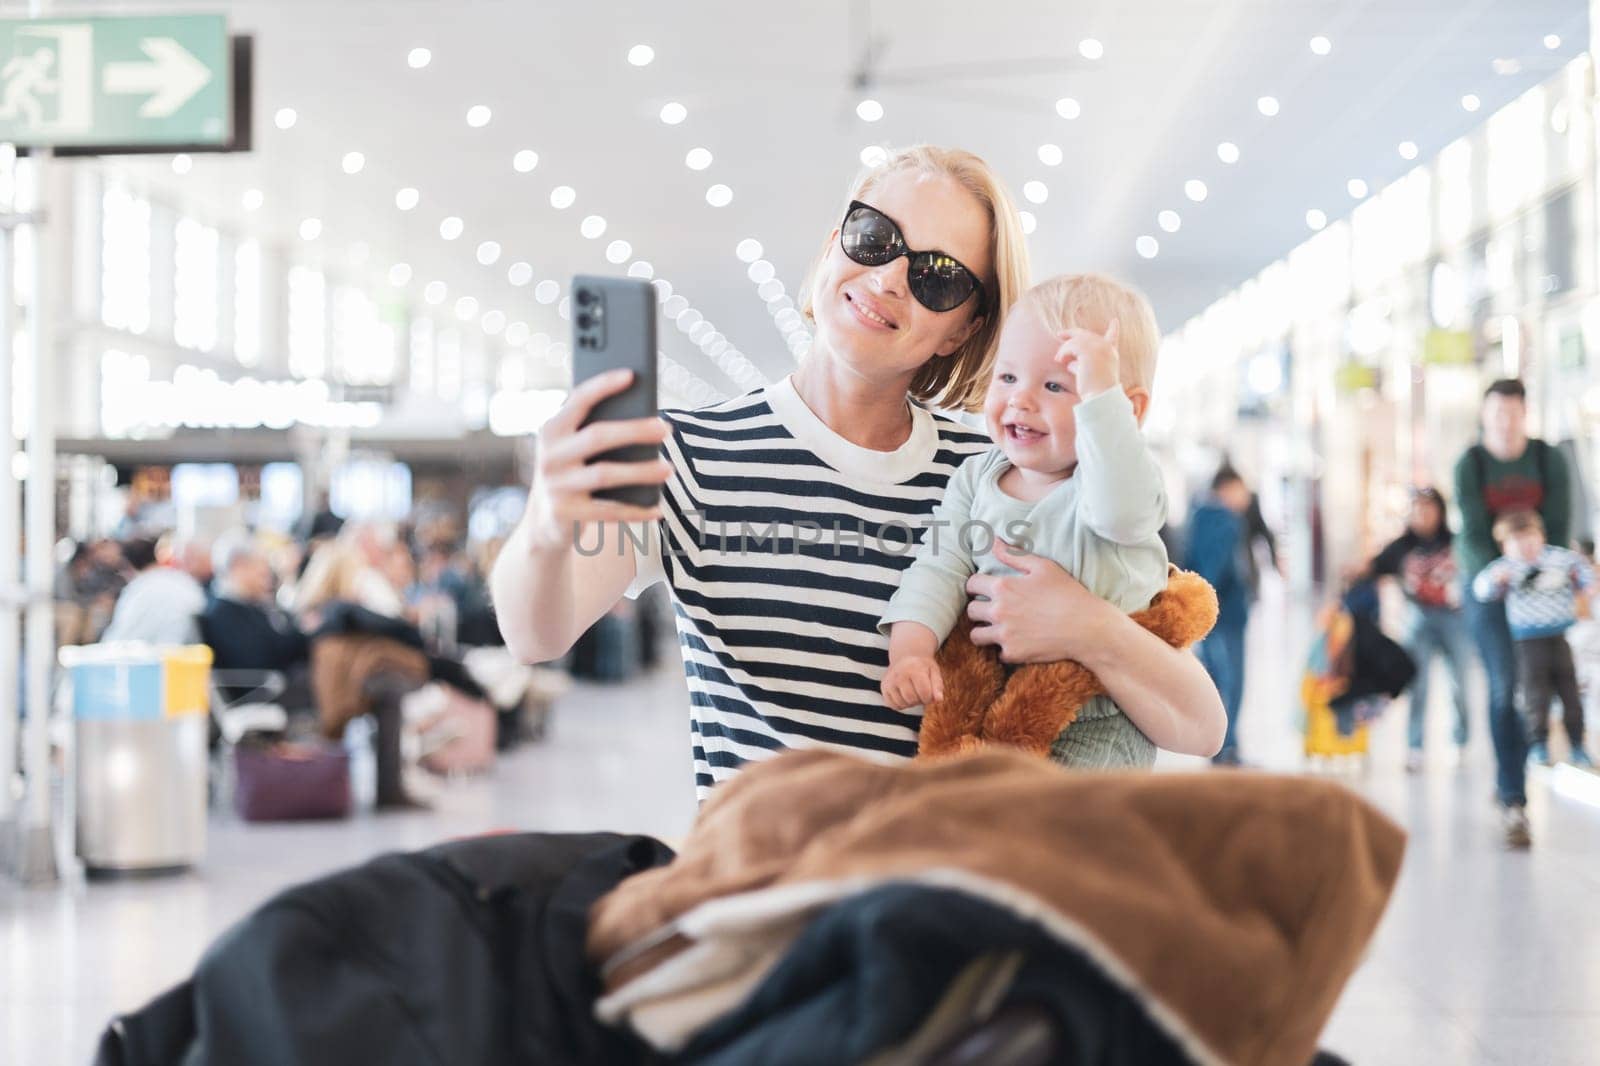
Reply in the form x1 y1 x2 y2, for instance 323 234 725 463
1301 579 1416 762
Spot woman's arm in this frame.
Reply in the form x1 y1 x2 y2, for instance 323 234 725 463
964 539 1226 757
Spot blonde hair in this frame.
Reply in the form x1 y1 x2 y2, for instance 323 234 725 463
800 145 1031 412
1019 273 1162 392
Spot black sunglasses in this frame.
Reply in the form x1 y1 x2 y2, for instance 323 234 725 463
839 200 987 314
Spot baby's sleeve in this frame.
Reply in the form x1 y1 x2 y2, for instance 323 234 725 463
1072 388 1167 545
878 453 985 642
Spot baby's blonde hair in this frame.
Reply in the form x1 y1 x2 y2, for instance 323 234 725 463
800 145 1032 412
1019 273 1161 392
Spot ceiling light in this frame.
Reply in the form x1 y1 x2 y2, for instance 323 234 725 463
736 238 764 262
466 105 492 127
1398 140 1419 160
1257 96 1280 117
1019 210 1037 235
677 309 703 332
758 279 783 300
1310 36 1332 55
1055 97 1081 120
1078 38 1104 60
388 263 412 286
1217 141 1240 164
1184 179 1207 202
456 296 479 321
1136 235 1159 259
860 145 888 167
242 188 263 211
534 280 559 304
580 214 607 238
170 153 192 175
1023 180 1048 204
439 216 464 240
685 147 713 170
407 47 431 69
606 240 632 264
298 218 321 241
660 101 687 125
1492 58 1522 76
395 187 419 210
748 260 776 284
1545 34 1561 50
689 322 714 343
652 279 673 299
505 321 530 346
425 281 447 305
1306 209 1327 231
1038 143 1063 166
481 310 506 335
1347 178 1368 199
628 261 655 279
557 296 571 320
507 262 533 286
628 44 655 66
513 149 538 173
1461 93 1481 113
274 107 297 129
706 184 733 207
662 295 688 320
476 240 501 265
550 186 576 209
1158 210 1181 233
856 99 884 122
341 151 365 174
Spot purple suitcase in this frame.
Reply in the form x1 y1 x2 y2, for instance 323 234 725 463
233 740 352 821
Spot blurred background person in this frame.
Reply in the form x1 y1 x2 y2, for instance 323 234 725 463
1184 466 1254 765
99 535 206 646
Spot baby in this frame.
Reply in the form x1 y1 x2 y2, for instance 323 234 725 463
878 273 1171 766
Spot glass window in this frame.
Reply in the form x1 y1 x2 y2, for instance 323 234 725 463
330 459 411 520
333 285 396 385
100 182 151 334
171 463 239 510
234 239 261 366
409 315 435 395
436 326 462 401
258 462 304 531
287 265 326 379
174 217 219 352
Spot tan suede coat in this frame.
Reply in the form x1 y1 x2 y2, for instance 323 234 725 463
589 749 1405 1066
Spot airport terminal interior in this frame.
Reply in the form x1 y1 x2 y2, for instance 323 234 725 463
4 1 1600 1064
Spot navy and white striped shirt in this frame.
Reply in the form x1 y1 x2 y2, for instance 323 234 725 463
628 375 991 799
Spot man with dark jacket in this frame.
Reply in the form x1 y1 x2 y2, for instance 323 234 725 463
1184 467 1252 765
200 538 309 703
1453 378 1570 849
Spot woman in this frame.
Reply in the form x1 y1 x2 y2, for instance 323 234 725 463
1364 487 1471 770
493 146 1226 798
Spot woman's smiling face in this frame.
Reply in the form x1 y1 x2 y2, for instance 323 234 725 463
809 169 993 386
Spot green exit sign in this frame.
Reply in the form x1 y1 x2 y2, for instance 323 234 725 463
0 15 229 148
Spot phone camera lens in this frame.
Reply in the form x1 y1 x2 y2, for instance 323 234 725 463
576 312 594 330
575 289 596 308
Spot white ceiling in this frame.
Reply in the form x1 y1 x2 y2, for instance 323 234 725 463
39 0 1593 396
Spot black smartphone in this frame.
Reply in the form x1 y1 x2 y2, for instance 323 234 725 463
571 274 660 506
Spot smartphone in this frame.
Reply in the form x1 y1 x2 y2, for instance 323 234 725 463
571 274 660 506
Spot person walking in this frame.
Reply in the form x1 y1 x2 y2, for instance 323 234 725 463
1453 378 1570 848
1184 466 1253 765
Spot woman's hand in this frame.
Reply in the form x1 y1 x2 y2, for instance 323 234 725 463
964 539 1114 663
525 369 672 552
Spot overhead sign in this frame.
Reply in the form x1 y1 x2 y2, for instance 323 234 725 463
0 15 229 148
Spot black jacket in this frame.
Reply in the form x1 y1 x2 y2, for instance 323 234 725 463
199 597 309 674
94 833 674 1066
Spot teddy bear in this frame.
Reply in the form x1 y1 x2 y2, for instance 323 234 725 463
916 566 1219 758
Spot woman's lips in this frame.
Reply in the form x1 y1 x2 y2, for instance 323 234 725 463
845 292 897 330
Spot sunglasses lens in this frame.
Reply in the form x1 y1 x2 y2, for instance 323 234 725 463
908 255 977 312
841 207 900 265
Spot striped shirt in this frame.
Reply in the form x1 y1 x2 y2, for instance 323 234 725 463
1471 545 1596 640
628 374 991 798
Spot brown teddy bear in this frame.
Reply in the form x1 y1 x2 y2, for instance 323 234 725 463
916 566 1219 758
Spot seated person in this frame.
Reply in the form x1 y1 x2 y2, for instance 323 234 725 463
100 535 207 646
201 537 311 706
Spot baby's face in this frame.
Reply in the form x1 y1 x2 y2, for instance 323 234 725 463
1506 530 1545 563
983 304 1082 476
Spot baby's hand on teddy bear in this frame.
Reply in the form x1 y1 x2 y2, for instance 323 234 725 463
882 657 945 710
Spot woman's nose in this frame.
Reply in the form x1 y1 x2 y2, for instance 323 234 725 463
869 255 910 298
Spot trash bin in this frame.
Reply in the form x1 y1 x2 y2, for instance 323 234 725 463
61 643 212 875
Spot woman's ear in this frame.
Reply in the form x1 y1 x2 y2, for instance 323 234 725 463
937 314 985 359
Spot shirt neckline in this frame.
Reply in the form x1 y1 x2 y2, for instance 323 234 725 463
765 374 940 484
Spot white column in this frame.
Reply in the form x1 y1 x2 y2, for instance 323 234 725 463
0 222 16 838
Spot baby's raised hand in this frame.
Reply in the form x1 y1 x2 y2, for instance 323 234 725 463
882 656 945 710
1055 318 1121 399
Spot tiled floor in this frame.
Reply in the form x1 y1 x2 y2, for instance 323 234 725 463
4 588 1599 1065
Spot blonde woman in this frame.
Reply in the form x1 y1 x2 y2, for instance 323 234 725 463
494 147 1225 798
